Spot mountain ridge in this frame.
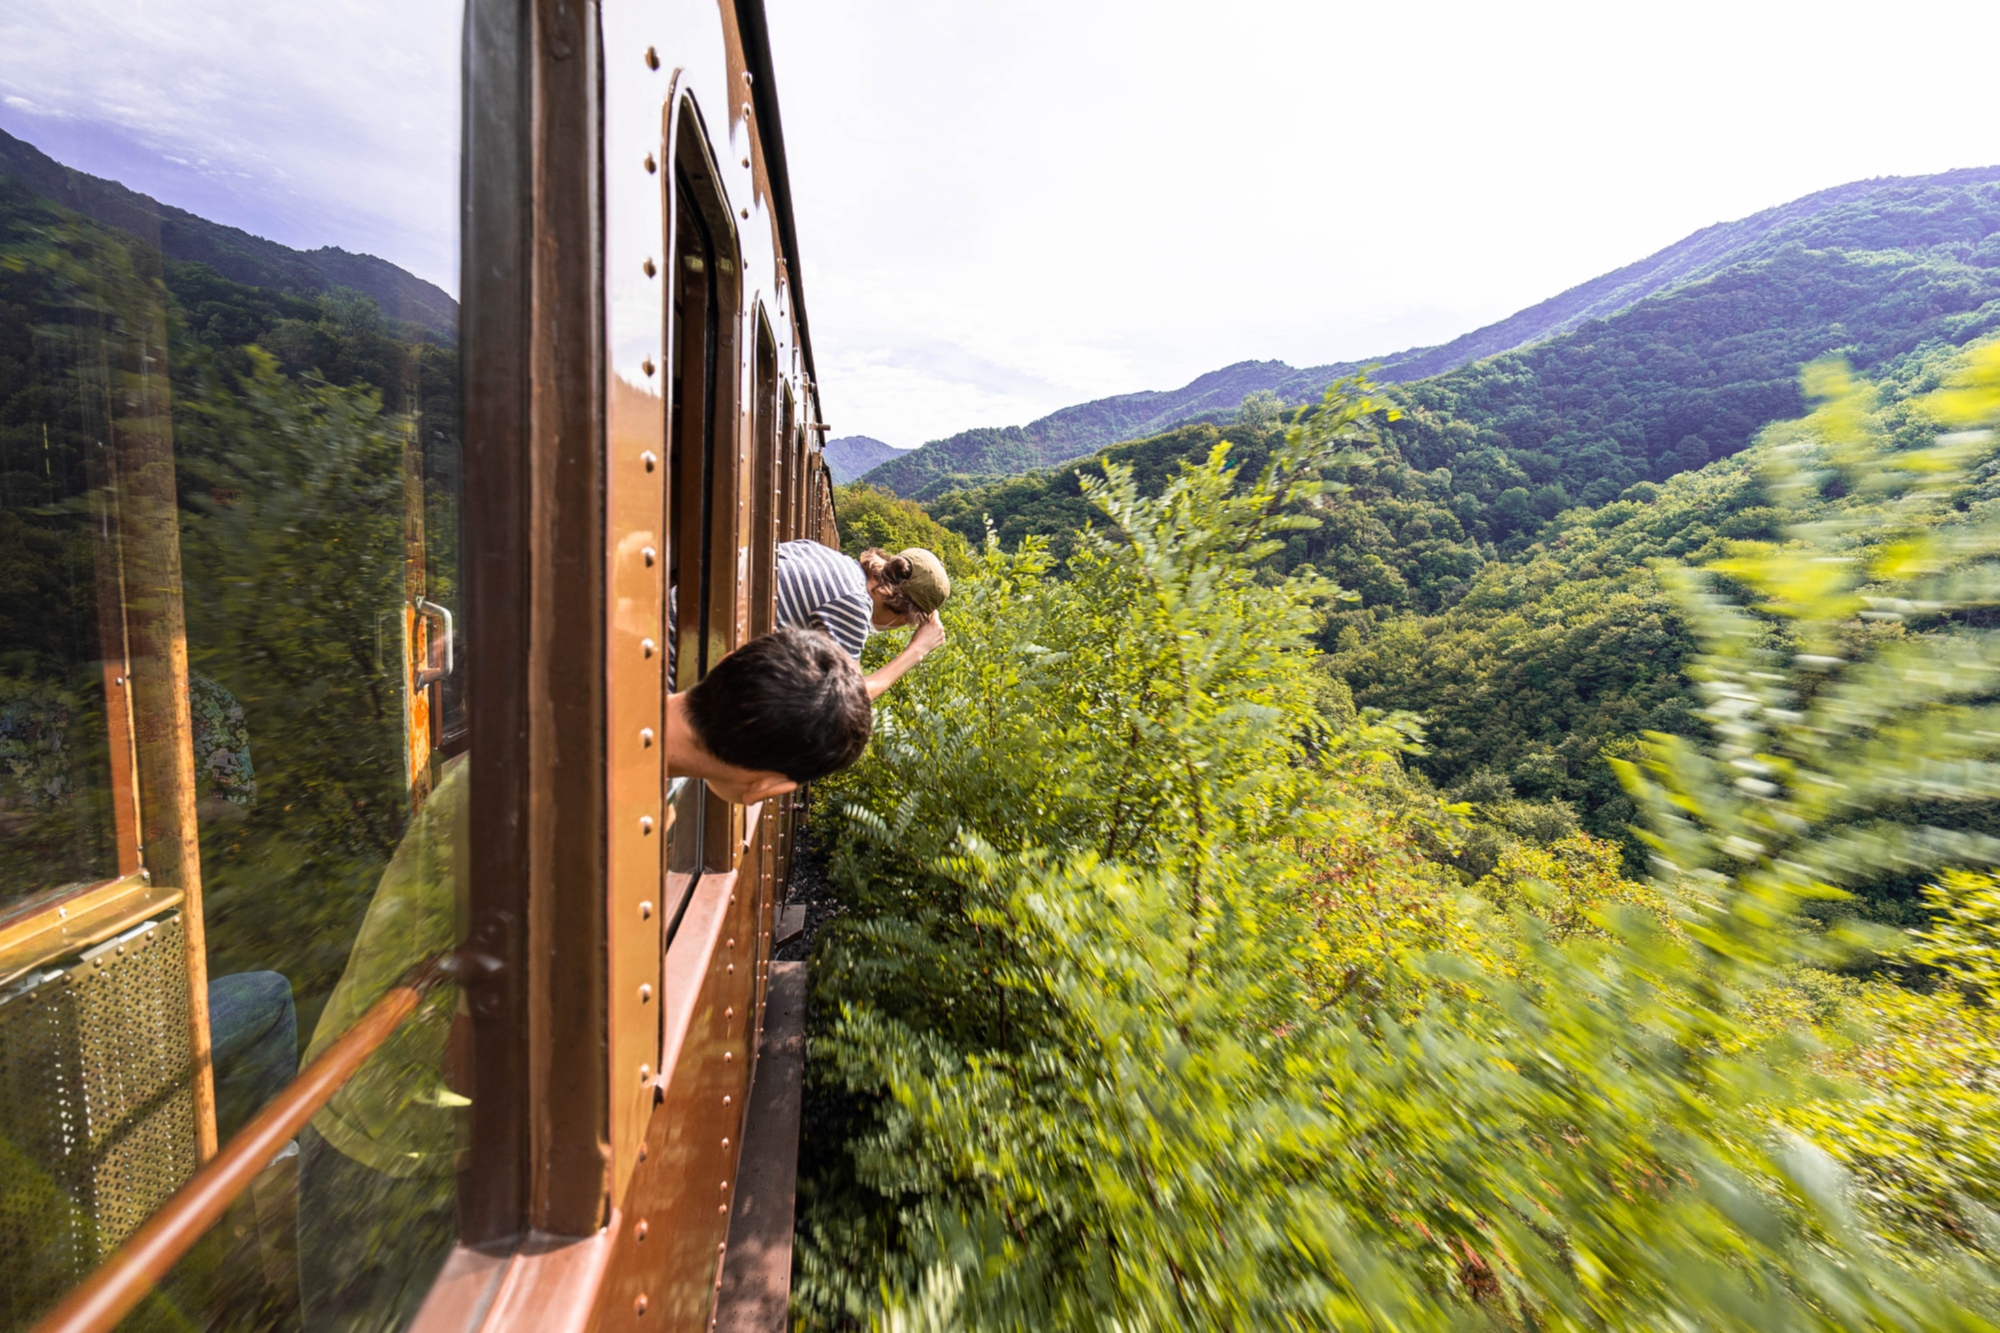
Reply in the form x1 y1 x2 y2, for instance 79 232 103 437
824 435 907 484
862 164 2000 499
0 126 458 340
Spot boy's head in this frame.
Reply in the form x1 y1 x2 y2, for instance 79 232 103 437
681 626 871 802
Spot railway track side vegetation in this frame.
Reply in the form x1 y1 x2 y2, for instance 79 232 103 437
797 354 2000 1327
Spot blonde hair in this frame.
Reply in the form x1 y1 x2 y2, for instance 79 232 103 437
856 547 917 616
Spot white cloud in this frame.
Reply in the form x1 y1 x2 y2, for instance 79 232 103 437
0 0 461 294
767 0 2000 447
2 0 1993 444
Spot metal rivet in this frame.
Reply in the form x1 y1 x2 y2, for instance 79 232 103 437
641 637 656 658
644 153 657 174
722 1137 730 1149
724 1050 733 1063
742 71 753 86
742 102 752 119
726 963 734 974
719 1180 729 1192
642 546 657 567
639 1143 649 1160
643 257 657 278
635 1293 649 1315
718 1204 728 1214
641 450 658 472
636 1219 649 1240
723 1095 732 1107
641 357 656 377
724 1006 734 1019
639 900 653 919
640 727 655 747
740 157 749 169
640 1064 652 1082
740 208 749 219
639 984 653 1003
644 46 659 69
640 816 654 834
727 938 735 950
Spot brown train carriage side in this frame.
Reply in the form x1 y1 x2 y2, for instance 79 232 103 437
3 1 838 1330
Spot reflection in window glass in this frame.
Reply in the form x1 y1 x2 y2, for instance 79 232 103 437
0 4 467 1327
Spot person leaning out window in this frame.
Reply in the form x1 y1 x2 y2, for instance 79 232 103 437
774 542 950 700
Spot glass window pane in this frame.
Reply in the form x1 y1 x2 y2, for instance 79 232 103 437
0 3 468 1327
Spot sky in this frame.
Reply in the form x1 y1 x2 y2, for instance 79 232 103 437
765 0 2000 448
0 2 1994 451
0 0 461 296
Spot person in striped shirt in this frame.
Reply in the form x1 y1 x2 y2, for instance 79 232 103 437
776 541 950 701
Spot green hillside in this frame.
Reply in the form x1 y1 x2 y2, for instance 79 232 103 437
919 331 1999 911
0 127 458 341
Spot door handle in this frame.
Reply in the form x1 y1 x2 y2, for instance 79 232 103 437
414 598 454 689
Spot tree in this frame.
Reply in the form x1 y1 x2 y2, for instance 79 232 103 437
796 363 2000 1327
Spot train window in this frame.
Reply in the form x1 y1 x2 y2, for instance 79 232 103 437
665 150 739 689
779 382 798 542
660 97 746 873
0 4 470 1327
750 312 779 637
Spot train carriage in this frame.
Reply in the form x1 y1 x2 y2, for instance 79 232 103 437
0 1 833 1328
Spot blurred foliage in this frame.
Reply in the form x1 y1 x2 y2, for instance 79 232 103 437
0 166 462 1330
796 366 2000 1329
172 342 415 1042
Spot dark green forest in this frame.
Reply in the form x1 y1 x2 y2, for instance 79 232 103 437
914 362 2000 926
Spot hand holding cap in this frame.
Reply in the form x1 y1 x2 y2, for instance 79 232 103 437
897 548 951 613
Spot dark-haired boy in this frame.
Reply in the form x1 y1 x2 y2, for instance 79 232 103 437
667 623 872 803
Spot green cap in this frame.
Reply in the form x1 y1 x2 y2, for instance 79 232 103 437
898 547 951 613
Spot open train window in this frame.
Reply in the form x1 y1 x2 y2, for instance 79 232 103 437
666 100 741 695
779 381 798 541
662 95 746 875
751 312 779 636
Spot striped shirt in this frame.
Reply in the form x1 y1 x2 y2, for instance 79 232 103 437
777 540 873 661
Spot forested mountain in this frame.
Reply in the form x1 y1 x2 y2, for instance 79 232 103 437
864 165 2000 499
0 127 457 340
859 359 1347 499
822 434 905 483
919 334 1995 905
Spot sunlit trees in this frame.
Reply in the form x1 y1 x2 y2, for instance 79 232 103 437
797 350 2000 1329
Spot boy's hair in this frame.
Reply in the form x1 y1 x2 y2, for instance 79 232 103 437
684 626 871 782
